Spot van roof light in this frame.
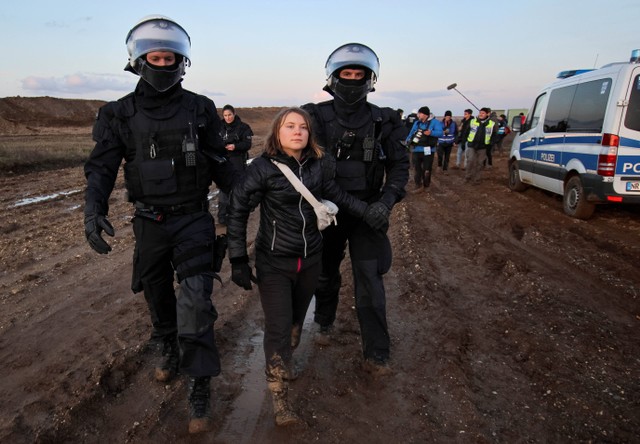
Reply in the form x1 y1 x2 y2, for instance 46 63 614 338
556 69 595 79
630 49 640 63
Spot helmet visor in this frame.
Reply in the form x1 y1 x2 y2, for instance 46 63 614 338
325 43 379 80
126 18 191 63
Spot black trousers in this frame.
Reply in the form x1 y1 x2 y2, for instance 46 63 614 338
314 212 392 361
256 252 321 374
412 151 435 188
132 211 221 377
437 144 453 170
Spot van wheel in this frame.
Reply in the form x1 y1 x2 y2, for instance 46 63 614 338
508 160 528 192
563 176 595 219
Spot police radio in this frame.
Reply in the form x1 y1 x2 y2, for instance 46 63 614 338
363 136 375 162
183 122 197 167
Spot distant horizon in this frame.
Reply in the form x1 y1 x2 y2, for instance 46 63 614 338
0 95 528 119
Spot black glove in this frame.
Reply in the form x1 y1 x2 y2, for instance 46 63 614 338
231 262 254 290
363 202 391 233
84 213 115 254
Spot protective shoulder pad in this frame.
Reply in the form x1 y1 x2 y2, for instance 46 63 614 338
113 92 136 118
310 100 335 125
189 92 217 120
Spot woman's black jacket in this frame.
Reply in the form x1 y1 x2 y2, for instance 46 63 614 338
227 150 367 261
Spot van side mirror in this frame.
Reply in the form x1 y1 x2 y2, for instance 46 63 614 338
511 116 522 132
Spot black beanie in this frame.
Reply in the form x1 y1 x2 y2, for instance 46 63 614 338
444 110 452 117
418 106 430 115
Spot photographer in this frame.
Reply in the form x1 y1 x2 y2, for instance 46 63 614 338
405 106 444 191
218 104 253 224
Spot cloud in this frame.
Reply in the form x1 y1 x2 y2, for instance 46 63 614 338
377 89 450 103
199 89 226 97
45 21 69 28
21 73 134 96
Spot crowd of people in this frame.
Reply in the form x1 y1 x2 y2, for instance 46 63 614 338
404 107 511 188
83 14 513 435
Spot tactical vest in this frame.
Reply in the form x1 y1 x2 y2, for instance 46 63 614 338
312 101 386 199
113 93 215 206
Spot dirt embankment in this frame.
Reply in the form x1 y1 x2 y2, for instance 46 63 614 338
0 96 282 137
0 97 638 443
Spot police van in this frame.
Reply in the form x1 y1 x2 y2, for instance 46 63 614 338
508 49 640 219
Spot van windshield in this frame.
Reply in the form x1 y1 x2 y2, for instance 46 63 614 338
625 74 640 131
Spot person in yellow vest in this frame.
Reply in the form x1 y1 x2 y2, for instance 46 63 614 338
464 107 496 183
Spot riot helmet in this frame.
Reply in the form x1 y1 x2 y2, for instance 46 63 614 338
125 15 191 92
325 43 379 104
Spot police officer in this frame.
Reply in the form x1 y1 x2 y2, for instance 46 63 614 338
302 43 409 375
83 15 234 434
217 104 253 225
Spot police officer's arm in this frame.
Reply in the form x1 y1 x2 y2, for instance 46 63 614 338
233 123 253 153
83 103 126 253
378 111 410 209
84 103 126 215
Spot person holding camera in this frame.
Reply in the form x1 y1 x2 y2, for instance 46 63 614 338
83 15 235 434
218 104 253 225
226 107 374 426
405 106 444 191
302 43 409 375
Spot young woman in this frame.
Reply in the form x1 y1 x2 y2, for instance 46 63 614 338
226 107 371 426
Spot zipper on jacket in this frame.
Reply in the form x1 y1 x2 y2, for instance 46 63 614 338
271 219 277 251
298 163 308 258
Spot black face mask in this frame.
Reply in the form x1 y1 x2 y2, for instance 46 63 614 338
327 75 373 105
132 57 185 92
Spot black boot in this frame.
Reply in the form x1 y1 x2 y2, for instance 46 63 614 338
154 336 180 382
188 376 212 434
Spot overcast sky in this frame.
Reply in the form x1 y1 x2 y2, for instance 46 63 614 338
1 0 638 114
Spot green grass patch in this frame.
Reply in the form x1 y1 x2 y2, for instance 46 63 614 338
0 134 94 175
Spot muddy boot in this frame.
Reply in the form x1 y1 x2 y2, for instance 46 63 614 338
314 324 333 346
291 324 302 350
362 356 393 377
267 379 301 426
283 363 299 381
154 336 179 382
187 376 213 434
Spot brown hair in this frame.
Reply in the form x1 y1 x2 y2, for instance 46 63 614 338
264 107 324 158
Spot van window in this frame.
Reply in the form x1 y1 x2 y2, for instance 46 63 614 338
543 78 611 134
525 92 547 132
625 74 640 131
567 78 611 132
544 85 575 133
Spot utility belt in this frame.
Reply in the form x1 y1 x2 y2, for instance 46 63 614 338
134 200 209 222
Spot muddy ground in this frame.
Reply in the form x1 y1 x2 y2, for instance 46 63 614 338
0 130 639 443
